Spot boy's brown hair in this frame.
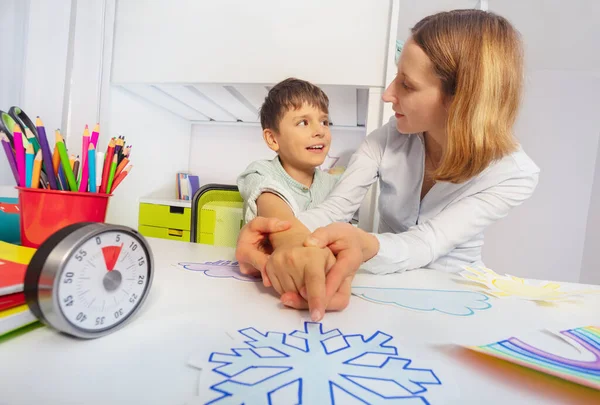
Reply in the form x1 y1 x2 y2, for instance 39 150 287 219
260 78 329 132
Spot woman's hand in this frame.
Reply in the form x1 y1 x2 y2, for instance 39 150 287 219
234 217 291 285
266 245 335 321
280 222 380 311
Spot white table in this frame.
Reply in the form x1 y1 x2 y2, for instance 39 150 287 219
1 238 599 404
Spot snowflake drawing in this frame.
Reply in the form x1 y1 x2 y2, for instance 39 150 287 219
178 261 260 282
203 322 441 404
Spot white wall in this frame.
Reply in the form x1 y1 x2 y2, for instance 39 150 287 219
0 0 28 186
481 1 600 282
106 86 191 229
20 0 72 142
188 125 366 185
581 136 600 285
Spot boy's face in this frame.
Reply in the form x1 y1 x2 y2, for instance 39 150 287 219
263 103 331 171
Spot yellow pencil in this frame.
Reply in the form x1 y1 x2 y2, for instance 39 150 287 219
31 150 42 188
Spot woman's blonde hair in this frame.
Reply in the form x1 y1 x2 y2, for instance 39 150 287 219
411 9 523 183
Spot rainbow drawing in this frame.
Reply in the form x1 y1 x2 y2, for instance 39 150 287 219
469 326 600 390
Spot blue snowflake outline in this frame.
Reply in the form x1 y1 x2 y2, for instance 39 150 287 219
205 322 441 404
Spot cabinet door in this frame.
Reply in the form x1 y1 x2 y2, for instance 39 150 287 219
111 0 392 87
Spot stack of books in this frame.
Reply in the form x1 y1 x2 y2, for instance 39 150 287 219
0 241 39 340
176 172 200 200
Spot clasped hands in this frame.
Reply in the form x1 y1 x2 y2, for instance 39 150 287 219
235 217 376 322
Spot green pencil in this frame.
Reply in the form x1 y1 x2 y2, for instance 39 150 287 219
24 128 41 155
105 153 118 194
55 130 77 191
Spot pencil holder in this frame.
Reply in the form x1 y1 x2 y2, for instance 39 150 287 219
17 187 111 248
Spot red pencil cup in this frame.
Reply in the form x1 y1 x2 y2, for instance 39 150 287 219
17 187 111 248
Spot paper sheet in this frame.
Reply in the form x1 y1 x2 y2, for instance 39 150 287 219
460 266 600 302
194 321 442 404
468 326 600 390
178 261 261 282
352 286 491 316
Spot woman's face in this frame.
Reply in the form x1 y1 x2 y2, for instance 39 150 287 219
383 38 450 138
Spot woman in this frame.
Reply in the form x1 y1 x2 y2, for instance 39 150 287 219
236 9 540 316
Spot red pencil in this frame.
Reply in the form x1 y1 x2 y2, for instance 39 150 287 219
99 138 115 193
110 165 131 193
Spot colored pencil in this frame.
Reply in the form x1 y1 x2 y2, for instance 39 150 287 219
36 117 58 190
52 145 60 176
31 150 42 188
78 125 90 190
24 128 41 155
110 165 131 193
55 131 77 191
13 124 25 187
58 162 67 190
1 132 19 184
114 136 124 160
40 170 49 189
95 151 104 192
90 123 100 148
25 142 34 188
72 157 80 185
69 154 75 171
100 138 115 193
105 154 118 194
88 144 96 193
114 157 129 180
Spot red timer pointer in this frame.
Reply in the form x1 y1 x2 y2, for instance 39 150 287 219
101 243 123 271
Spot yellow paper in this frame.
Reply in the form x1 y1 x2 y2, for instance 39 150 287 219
460 266 600 302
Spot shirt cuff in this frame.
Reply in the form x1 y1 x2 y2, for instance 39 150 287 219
359 233 407 274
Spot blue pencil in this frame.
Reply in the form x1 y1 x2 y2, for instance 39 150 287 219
88 144 96 193
58 162 67 191
25 142 34 187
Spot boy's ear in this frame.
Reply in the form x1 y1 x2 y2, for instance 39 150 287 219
263 128 279 152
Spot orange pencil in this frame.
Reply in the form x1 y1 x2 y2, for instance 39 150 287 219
114 157 129 179
110 165 131 193
52 145 60 175
100 138 115 193
31 150 42 188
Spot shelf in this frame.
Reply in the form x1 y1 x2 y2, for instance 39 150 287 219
116 83 369 128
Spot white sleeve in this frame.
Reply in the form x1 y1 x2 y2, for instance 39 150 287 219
297 125 387 231
237 165 300 223
360 171 540 274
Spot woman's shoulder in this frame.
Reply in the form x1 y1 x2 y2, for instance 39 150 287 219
479 144 540 185
497 145 540 175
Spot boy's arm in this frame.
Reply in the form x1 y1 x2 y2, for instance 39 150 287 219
257 192 334 322
256 192 311 248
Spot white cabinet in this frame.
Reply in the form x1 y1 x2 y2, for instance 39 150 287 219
111 0 391 87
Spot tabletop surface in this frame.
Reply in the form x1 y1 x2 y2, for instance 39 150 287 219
1 237 599 405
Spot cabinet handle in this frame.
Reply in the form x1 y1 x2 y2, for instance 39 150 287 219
168 229 183 237
169 206 185 214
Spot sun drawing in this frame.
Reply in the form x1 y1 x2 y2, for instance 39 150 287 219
460 266 594 302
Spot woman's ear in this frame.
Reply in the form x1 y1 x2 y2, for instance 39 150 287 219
263 129 279 152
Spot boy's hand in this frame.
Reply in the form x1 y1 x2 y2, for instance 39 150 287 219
265 245 335 322
280 274 354 313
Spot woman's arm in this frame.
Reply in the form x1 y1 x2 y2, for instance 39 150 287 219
362 171 540 273
297 124 389 231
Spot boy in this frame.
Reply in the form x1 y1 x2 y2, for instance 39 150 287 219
237 78 339 321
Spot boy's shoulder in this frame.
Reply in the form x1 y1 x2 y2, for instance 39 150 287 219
241 157 280 175
315 168 341 191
